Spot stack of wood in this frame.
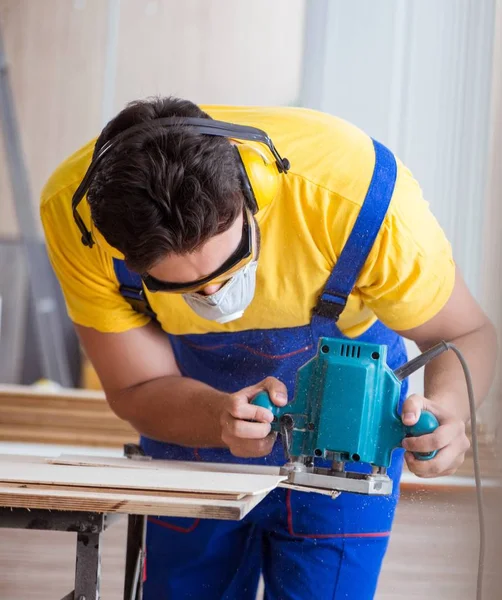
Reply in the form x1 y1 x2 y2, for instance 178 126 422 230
0 454 283 519
0 384 136 447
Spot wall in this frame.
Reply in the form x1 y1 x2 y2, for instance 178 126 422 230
0 0 109 238
112 0 305 117
482 0 502 432
0 0 306 238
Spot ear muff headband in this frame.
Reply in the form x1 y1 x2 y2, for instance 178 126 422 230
72 117 290 249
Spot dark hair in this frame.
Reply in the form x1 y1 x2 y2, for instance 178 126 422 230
87 96 244 272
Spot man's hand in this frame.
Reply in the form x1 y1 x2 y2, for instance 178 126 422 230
401 394 470 478
220 377 288 458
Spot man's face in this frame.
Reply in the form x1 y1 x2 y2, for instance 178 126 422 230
146 210 258 296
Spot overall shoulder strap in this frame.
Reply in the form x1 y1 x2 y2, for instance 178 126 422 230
313 139 398 321
113 258 157 320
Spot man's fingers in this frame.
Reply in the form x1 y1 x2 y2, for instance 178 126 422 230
237 377 288 407
402 421 466 453
260 377 288 407
226 396 273 423
406 451 465 479
402 395 463 426
401 394 425 426
401 394 464 428
227 433 277 458
228 376 288 422
225 417 272 440
221 377 288 458
405 441 468 478
239 403 274 423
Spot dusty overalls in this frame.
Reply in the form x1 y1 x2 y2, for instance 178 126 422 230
114 140 408 599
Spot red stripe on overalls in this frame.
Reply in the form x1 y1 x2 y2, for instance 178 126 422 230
180 339 313 360
148 516 201 533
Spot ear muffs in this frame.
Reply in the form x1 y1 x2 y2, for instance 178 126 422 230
234 144 280 213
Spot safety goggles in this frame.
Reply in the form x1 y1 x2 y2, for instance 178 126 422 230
141 206 257 294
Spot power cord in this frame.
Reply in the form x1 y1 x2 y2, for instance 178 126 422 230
445 343 485 600
397 342 485 600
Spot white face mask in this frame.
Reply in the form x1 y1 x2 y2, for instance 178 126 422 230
182 260 258 324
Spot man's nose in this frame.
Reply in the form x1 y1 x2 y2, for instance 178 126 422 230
200 283 223 296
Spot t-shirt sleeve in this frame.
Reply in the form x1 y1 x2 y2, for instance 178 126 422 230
40 188 151 333
354 160 456 331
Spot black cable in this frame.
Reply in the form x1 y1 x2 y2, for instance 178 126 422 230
394 341 449 381
444 343 485 600
394 341 485 598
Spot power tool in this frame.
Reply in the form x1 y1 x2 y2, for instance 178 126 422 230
252 336 486 600
251 337 451 496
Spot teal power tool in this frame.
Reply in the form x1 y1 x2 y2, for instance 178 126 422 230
252 337 450 496
253 337 486 600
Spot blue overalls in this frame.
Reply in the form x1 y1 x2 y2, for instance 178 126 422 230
114 140 408 600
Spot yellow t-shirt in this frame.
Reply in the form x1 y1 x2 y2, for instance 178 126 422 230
40 105 455 338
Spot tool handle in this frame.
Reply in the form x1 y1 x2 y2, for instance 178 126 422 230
250 391 282 420
405 410 439 461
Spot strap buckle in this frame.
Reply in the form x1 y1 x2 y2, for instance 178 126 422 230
312 291 348 321
118 285 157 320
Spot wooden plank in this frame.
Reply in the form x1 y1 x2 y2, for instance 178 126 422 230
0 405 127 426
45 454 283 476
0 453 279 519
0 426 133 448
0 455 286 497
0 384 105 401
0 483 267 520
0 384 137 447
0 481 244 501
5 453 285 479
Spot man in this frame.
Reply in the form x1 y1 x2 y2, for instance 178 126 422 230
40 96 496 599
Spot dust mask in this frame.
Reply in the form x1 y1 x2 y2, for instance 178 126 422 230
182 260 258 324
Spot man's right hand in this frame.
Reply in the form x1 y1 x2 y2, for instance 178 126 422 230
220 377 288 458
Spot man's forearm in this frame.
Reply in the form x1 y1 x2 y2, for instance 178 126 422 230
108 375 229 448
423 321 497 423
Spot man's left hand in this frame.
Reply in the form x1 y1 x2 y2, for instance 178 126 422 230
401 394 470 478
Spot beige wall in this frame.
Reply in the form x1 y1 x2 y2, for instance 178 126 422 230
0 0 306 238
115 0 305 109
0 0 109 237
481 0 502 432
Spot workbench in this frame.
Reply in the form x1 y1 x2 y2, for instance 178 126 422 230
0 452 286 600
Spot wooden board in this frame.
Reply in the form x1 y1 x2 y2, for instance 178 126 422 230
0 426 133 448
0 482 267 520
0 384 136 447
45 454 283 475
0 384 106 402
0 481 244 501
0 453 286 498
